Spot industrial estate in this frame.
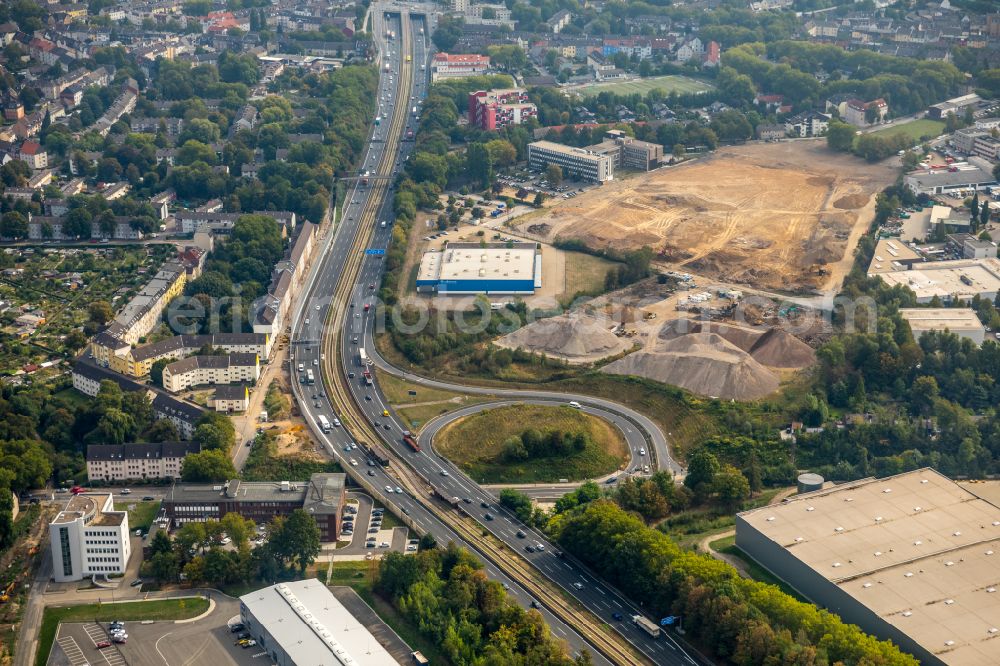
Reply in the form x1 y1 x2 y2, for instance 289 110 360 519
0 0 999 665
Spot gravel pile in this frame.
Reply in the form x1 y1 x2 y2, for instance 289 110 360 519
496 313 632 361
603 332 780 400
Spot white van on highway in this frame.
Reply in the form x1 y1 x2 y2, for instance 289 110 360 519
568 401 581 409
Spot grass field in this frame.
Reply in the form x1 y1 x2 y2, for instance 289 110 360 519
572 75 713 98
37 598 209 666
379 374 495 431
870 118 945 142
436 403 628 483
562 252 621 302
113 500 160 532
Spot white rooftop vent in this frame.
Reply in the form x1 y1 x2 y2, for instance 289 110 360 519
902 611 912 617
806 506 815 512
766 516 775 522
863 583 872 588
945 561 954 566
883 488 892 493
835 526 844 532
988 588 996 593
945 640 955 646
832 562 842 568
988 550 995 556
845 497 854 502
905 572 914 577
993 521 1000 526
921 479 929 484
914 506 922 512
875 516 883 522
945 599 955 605
914 540 923 546
954 531 962 536
874 551 882 557
794 536 803 542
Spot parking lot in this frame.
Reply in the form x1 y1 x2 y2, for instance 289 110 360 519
328 492 411 560
47 595 273 666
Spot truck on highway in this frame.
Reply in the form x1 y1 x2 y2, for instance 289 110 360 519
363 369 373 386
318 415 331 433
361 170 370 186
402 430 420 452
633 615 661 638
306 369 315 385
359 348 370 366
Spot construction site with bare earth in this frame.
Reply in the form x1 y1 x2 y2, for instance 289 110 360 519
491 141 886 401
517 141 897 294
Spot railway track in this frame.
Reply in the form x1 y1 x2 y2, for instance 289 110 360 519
311 14 650 666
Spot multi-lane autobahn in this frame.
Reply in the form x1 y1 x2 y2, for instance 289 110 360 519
287 7 700 665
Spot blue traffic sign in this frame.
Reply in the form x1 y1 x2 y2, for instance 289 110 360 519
365 249 386 255
661 616 675 626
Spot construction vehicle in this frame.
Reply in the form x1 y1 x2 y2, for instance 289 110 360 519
0 580 16 603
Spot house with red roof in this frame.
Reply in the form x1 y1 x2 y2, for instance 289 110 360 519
18 140 47 170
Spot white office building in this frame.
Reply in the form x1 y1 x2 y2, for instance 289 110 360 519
49 493 131 582
528 140 614 183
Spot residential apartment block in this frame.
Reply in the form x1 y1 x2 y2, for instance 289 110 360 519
162 353 259 393
213 384 250 412
86 441 200 482
431 53 490 81
93 332 270 378
98 262 187 347
467 89 537 130
49 493 131 582
844 98 888 127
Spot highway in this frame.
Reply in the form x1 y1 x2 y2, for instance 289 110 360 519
286 6 702 665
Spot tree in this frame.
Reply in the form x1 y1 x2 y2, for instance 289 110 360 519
88 300 114 326
272 509 321 575
827 121 856 152
1 211 27 239
149 358 170 387
545 163 563 186
713 465 751 509
180 450 236 482
150 550 180 582
533 192 545 206
684 449 720 495
193 412 236 451
466 143 493 188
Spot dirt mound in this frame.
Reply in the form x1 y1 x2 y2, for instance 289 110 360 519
603 332 779 400
497 313 631 361
527 223 551 235
833 194 869 209
748 328 816 368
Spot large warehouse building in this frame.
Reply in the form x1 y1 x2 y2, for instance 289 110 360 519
240 579 399 666
871 257 1000 303
416 242 541 295
736 469 1000 666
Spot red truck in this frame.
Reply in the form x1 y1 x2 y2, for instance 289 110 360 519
402 431 420 452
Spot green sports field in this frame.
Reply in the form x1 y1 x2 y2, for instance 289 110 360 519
870 118 945 142
571 75 713 97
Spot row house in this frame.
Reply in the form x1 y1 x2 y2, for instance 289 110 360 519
97 332 271 378
253 223 317 339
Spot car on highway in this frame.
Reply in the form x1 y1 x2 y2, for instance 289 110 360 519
525 545 535 553
516 530 526 538
382 409 389 417
536 543 545 551
612 612 624 621
530 600 540 609
440 470 449 477
385 485 393 493
484 513 494 521
142 496 155 501
365 394 372 401
120 488 131 495
463 497 472 504
501 582 510 590
350 459 358 466
573 582 584 590
395 486 402 494
367 470 376 477
480 501 489 508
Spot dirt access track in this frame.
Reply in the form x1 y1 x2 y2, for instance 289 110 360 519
518 141 897 293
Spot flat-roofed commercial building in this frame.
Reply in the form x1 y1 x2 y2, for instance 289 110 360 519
866 238 923 274
900 308 986 344
87 441 200 482
873 257 1000 303
528 140 613 183
240 579 399 666
736 469 1000 666
163 474 345 541
162 353 260 392
416 242 540 294
49 493 131 582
